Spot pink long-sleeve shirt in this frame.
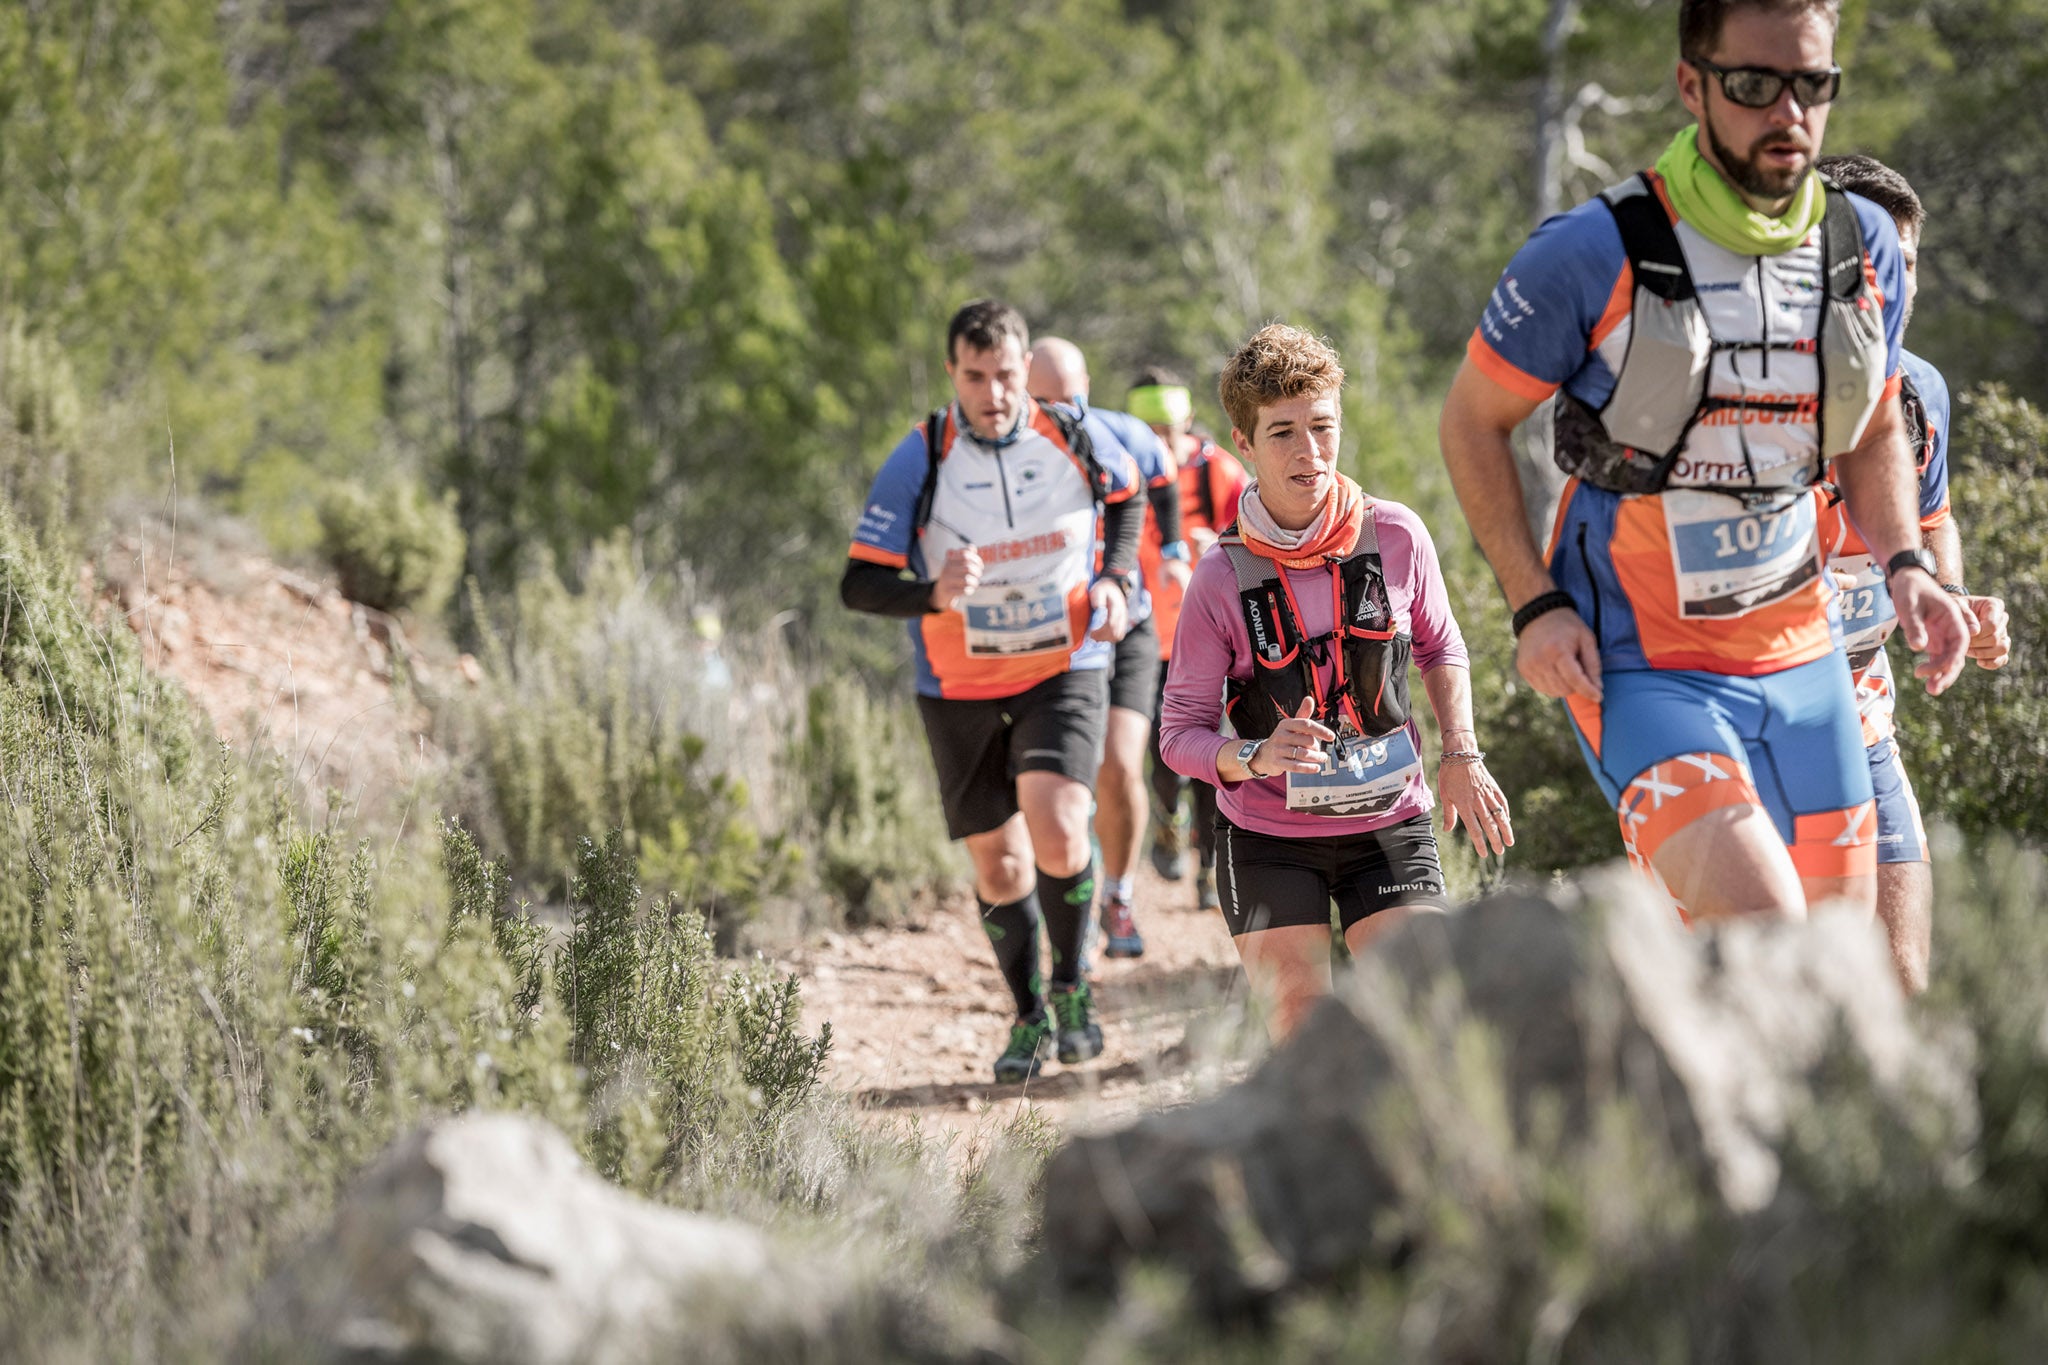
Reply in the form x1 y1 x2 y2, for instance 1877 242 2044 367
1159 497 1469 838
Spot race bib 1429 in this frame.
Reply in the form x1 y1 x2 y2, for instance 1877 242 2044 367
1286 726 1423 818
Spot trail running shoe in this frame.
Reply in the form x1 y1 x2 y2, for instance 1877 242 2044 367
1195 866 1220 913
1101 891 1145 959
1050 981 1104 1064
993 1014 1053 1084
1149 828 1189 881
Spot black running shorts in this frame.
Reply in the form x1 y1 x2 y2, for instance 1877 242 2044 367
916 669 1109 840
1106 613 1161 718
1214 811 1447 937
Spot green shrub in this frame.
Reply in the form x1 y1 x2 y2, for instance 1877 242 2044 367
316 477 465 616
1894 385 2048 841
444 537 797 925
791 673 959 925
0 319 98 547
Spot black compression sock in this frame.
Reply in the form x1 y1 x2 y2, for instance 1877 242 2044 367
978 891 1043 1019
1037 859 1096 989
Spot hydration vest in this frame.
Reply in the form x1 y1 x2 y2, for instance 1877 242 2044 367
912 399 1111 533
1218 514 1412 742
1553 172 1889 496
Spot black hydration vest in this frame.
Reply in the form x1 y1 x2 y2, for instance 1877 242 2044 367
1552 172 1886 496
1218 514 1412 742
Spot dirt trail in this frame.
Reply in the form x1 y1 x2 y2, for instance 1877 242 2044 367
101 518 1253 1138
777 861 1257 1139
93 519 456 821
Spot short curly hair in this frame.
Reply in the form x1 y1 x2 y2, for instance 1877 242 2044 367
1217 324 1346 439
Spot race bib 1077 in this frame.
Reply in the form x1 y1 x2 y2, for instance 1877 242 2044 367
1663 490 1819 619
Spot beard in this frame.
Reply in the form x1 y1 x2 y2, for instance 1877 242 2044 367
1703 108 1813 203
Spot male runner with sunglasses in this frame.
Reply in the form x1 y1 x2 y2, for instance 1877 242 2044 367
1440 0 1969 923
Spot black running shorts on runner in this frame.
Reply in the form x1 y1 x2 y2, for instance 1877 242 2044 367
917 669 1109 840
1214 811 1447 937
1106 613 1161 718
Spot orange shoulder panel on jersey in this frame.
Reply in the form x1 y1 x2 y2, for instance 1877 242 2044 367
1589 266 1634 350
1031 404 1136 502
1466 331 1559 404
1607 496 1835 674
848 541 909 568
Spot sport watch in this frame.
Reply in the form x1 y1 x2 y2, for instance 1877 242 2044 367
1883 548 1938 584
1236 738 1267 775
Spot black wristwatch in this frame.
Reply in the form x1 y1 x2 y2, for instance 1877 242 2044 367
1883 548 1938 585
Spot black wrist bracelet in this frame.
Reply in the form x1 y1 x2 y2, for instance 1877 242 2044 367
1511 590 1578 638
1940 583 1968 598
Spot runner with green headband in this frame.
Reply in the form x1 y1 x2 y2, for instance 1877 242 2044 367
1130 366 1249 912
1439 0 1968 925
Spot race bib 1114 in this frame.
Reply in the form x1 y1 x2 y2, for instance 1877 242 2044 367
959 577 1074 657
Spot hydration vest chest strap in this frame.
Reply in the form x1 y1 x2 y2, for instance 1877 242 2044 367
912 400 1112 535
1553 170 1877 496
1217 512 1413 742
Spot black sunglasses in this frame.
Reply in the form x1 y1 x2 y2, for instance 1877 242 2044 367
1690 58 1842 109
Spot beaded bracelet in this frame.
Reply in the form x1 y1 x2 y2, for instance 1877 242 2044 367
1440 749 1487 764
1940 583 1968 597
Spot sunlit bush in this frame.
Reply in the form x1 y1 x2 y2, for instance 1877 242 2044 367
316 477 466 616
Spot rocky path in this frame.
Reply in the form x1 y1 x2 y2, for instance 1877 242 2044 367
778 861 1258 1139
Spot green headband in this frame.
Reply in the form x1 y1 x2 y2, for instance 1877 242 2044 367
1126 384 1192 428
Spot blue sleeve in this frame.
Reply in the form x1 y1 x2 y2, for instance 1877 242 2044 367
1470 198 1630 398
1903 351 1952 519
1076 407 1140 496
1098 409 1173 485
849 427 931 568
1851 193 1908 381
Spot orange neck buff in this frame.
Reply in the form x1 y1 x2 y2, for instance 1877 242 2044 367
1236 474 1369 570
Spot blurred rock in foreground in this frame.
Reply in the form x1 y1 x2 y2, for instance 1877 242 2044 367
1041 868 1977 1319
248 1112 982 1364
249 1114 770 1363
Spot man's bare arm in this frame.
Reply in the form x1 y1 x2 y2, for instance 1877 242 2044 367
1438 360 1551 607
1835 393 1969 690
1926 515 1963 586
1440 359 1602 701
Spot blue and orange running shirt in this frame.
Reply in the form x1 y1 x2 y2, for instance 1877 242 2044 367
1817 348 1953 747
1473 175 1910 676
1085 406 1176 629
850 402 1138 700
